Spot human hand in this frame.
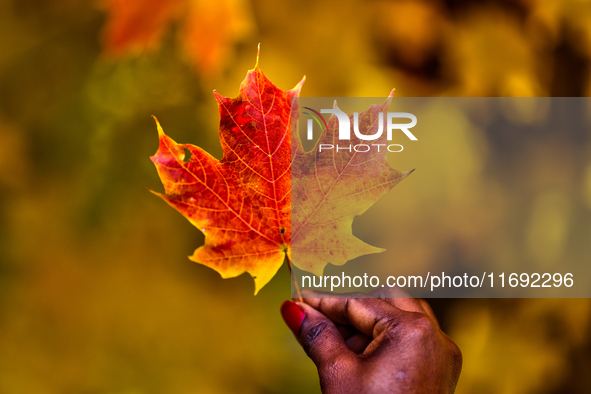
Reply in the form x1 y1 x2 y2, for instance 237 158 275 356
280 291 462 394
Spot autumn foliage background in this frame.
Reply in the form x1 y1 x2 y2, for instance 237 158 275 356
1 0 591 393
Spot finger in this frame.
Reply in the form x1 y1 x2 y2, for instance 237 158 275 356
303 297 407 338
282 301 358 371
383 297 425 314
417 299 440 329
303 288 425 316
370 286 426 314
370 287 441 328
303 288 438 330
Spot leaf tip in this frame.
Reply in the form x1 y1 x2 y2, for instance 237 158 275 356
291 75 306 96
251 253 286 295
252 270 273 295
148 189 168 201
252 274 268 296
213 89 229 105
382 90 395 109
152 115 165 137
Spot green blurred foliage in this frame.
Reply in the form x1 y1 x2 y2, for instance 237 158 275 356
0 0 590 393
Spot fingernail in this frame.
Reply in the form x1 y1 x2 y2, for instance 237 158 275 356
280 300 305 335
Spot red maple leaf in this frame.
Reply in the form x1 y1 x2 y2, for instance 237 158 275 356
151 56 303 294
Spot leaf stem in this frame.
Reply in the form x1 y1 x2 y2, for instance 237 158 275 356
287 258 303 302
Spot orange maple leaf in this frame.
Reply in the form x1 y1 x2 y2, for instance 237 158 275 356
151 57 411 294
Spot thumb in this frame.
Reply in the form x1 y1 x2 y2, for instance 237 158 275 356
280 300 357 371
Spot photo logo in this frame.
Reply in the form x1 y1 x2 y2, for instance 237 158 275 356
303 107 417 153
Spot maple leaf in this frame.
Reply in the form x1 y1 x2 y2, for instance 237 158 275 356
151 56 411 294
290 97 412 277
151 56 303 294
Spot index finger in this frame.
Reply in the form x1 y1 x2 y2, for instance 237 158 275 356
303 296 409 339
370 287 440 328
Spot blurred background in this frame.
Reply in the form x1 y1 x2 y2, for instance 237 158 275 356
0 0 590 393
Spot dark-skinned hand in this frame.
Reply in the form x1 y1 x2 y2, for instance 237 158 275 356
281 289 462 394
